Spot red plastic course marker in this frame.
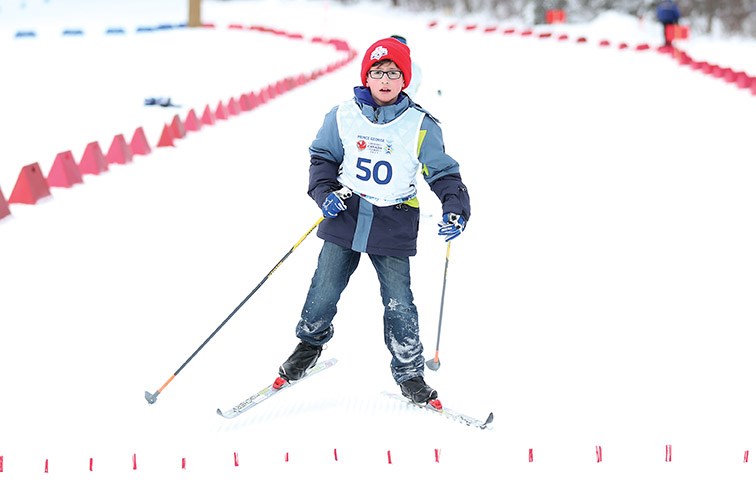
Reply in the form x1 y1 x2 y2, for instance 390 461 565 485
0 187 11 219
596 445 603 463
744 450 749 463
171 114 186 139
434 449 440 463
184 109 202 132
529 449 534 462
9 162 52 204
665 445 672 462
132 454 137 470
182 457 186 469
247 91 260 109
234 452 239 467
47 150 83 188
78 141 109 175
201 104 216 125
239 94 252 111
8 162 51 204
227 97 241 116
735 73 750 89
157 124 175 148
387 450 392 464
106 134 134 164
44 459 49 473
215 101 229 120
130 127 152 156
89 458 93 471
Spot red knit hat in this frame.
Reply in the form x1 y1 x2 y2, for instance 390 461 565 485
361 38 412 88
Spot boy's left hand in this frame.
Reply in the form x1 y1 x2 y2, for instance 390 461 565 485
438 213 466 241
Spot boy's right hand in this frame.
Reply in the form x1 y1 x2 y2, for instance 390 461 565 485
321 187 352 218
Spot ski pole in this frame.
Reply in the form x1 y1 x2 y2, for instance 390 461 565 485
426 241 451 371
145 215 324 404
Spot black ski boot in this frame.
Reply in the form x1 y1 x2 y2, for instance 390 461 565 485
399 376 438 404
278 340 323 383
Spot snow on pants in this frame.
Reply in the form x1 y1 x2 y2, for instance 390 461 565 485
294 240 425 384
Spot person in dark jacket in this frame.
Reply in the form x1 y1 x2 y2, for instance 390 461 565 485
276 37 471 406
656 1 681 46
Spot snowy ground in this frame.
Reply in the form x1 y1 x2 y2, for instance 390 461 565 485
1 1 755 490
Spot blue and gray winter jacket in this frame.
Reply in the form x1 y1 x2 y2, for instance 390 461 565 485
308 86 471 257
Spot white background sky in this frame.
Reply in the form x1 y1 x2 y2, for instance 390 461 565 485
1 0 755 490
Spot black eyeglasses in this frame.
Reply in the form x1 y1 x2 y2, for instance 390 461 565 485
367 69 403 80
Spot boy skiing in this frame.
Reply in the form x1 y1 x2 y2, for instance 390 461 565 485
276 37 471 406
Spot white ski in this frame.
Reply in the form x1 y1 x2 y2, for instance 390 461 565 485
216 358 338 419
382 391 494 430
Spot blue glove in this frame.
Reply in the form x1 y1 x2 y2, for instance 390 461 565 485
321 187 352 218
438 212 466 241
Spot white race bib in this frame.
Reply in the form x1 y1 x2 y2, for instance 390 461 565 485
336 102 425 206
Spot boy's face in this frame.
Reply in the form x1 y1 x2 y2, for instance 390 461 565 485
365 60 404 106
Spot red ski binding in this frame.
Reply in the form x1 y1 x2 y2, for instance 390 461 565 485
272 376 289 390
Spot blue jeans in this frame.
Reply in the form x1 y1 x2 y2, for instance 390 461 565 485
295 241 425 384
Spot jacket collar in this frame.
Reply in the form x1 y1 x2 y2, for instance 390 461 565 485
352 86 409 123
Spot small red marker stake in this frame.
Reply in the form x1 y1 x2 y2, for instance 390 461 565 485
434 449 440 463
387 450 392 464
89 458 93 471
744 450 749 463
234 452 239 467
333 448 338 462
529 448 534 462
44 459 49 473
665 445 672 462
596 445 603 463
0 455 4 472
285 452 289 463
132 454 137 470
182 457 186 470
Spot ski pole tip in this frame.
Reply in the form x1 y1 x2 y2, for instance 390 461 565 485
145 390 159 404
